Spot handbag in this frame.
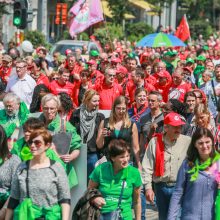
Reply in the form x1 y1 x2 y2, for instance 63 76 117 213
52 118 72 155
100 180 126 220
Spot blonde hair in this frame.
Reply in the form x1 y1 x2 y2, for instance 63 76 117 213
109 96 131 129
194 103 210 123
82 89 99 107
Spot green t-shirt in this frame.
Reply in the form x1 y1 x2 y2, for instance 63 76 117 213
89 162 142 220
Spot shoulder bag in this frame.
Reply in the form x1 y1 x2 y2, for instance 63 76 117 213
100 179 126 220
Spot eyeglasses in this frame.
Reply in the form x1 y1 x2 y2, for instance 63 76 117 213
52 77 59 80
27 140 43 147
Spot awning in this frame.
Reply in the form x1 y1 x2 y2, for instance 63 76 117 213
101 1 135 20
128 0 154 11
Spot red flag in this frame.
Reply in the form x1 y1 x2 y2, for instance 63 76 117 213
175 14 190 42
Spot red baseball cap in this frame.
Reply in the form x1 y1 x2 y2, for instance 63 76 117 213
164 112 186 126
116 66 128 75
65 49 72 56
86 59 97 65
183 67 193 73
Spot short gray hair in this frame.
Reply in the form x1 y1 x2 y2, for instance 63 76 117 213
41 93 61 109
203 70 213 77
3 93 20 105
105 68 115 76
148 90 163 102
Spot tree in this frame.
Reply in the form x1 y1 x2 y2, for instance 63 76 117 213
106 0 131 25
24 30 51 50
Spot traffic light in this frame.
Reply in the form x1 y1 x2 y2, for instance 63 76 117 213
13 0 28 29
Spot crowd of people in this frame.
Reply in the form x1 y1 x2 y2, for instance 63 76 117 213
0 34 220 219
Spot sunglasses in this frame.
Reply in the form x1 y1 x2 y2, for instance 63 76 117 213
27 140 43 147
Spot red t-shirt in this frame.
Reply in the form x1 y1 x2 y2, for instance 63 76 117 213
36 74 50 88
145 75 156 86
168 82 192 102
49 80 74 97
125 81 155 106
89 70 104 87
154 82 170 102
72 80 93 107
94 81 122 110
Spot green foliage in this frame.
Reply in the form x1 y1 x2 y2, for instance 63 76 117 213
93 23 124 45
189 19 213 40
62 30 71 40
78 32 89 41
107 0 131 24
24 30 51 50
126 22 154 42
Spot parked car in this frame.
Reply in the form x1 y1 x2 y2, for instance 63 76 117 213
50 40 100 56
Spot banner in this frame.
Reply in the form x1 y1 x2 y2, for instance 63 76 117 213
175 14 190 42
69 0 104 37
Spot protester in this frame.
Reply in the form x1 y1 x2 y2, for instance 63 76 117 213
0 125 20 220
128 87 149 133
126 68 155 106
39 94 81 189
94 68 122 110
5 58 36 108
167 128 219 220
29 84 50 113
58 92 75 121
88 139 142 220
96 96 141 169
184 91 197 124
49 67 74 98
5 128 71 220
0 93 29 149
70 89 105 178
140 91 164 154
168 68 192 102
142 112 191 220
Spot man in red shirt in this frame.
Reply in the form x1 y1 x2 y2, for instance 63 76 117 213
168 68 192 102
0 54 12 84
141 62 156 85
94 68 122 110
153 61 172 86
154 71 170 102
87 59 104 87
126 68 155 106
30 59 50 88
49 68 74 98
65 53 82 82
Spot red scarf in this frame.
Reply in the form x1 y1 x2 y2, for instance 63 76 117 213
153 133 165 177
131 103 148 122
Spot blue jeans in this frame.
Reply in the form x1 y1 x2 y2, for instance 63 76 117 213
87 153 98 180
154 182 175 220
141 186 147 220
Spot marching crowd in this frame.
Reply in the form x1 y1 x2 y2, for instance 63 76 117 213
0 34 220 220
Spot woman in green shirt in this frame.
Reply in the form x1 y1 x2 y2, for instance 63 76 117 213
88 139 142 220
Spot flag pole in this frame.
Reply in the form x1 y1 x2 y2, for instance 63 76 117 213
100 0 114 52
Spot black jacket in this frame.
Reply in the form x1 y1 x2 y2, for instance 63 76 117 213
72 188 102 220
